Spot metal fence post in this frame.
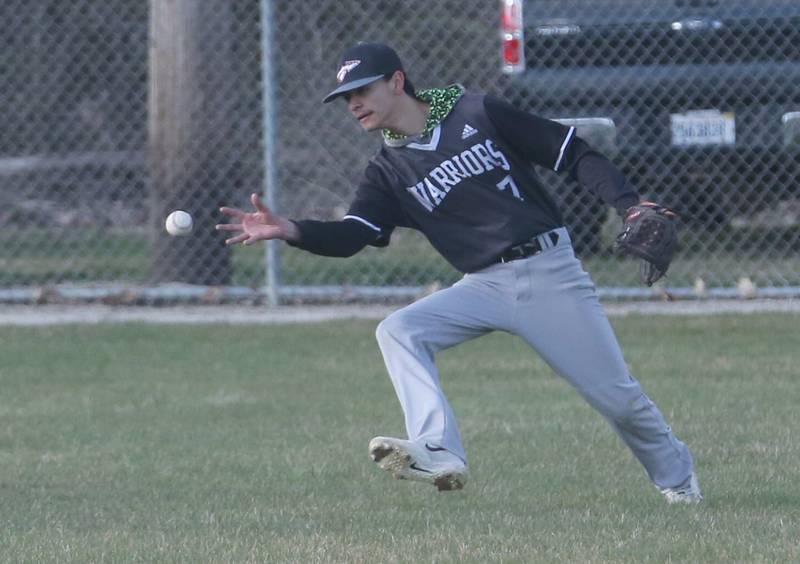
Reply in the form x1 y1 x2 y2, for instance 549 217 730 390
259 0 280 306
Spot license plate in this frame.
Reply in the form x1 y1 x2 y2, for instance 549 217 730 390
670 110 736 147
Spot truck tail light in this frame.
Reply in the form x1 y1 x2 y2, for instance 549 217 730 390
501 0 524 74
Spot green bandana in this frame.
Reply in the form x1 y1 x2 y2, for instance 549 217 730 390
383 84 464 142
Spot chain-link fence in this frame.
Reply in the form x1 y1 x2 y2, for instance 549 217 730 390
1 0 799 304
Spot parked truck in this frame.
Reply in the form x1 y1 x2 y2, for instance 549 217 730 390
500 0 800 254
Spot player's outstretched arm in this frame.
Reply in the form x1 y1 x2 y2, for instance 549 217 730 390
216 193 300 246
218 192 380 257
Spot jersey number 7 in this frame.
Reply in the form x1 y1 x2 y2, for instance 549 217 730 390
496 174 523 201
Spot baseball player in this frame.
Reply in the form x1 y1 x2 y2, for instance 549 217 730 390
216 43 702 503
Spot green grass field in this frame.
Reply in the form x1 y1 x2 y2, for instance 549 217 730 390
1 314 799 562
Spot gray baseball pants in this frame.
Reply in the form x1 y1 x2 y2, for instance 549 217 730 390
375 227 694 489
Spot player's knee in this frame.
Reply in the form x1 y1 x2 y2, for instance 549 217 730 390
602 392 652 424
585 382 649 424
375 311 412 344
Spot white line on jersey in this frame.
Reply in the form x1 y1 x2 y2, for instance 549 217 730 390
553 126 576 172
461 123 478 139
343 214 382 232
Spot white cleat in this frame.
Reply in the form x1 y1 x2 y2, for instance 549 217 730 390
660 471 703 504
368 436 468 491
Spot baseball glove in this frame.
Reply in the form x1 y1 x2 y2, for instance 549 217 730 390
615 202 679 286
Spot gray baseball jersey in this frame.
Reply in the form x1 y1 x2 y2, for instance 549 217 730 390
346 92 573 272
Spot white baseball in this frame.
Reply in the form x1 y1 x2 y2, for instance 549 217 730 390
165 210 194 236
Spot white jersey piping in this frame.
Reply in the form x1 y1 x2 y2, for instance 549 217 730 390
343 214 382 232
553 126 576 172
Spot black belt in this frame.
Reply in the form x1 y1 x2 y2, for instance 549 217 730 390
498 231 560 263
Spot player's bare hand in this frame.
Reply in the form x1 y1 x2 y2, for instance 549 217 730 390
216 193 299 245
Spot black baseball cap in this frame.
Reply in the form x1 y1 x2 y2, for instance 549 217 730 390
322 42 411 103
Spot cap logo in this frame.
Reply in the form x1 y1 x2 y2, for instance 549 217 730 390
336 59 361 83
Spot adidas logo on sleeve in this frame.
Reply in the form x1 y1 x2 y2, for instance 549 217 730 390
461 123 478 139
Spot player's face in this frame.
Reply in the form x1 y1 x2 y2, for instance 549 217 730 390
344 78 400 132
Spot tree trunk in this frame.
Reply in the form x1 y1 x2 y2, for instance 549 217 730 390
148 0 237 284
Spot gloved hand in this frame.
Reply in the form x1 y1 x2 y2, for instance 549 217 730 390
615 202 679 286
